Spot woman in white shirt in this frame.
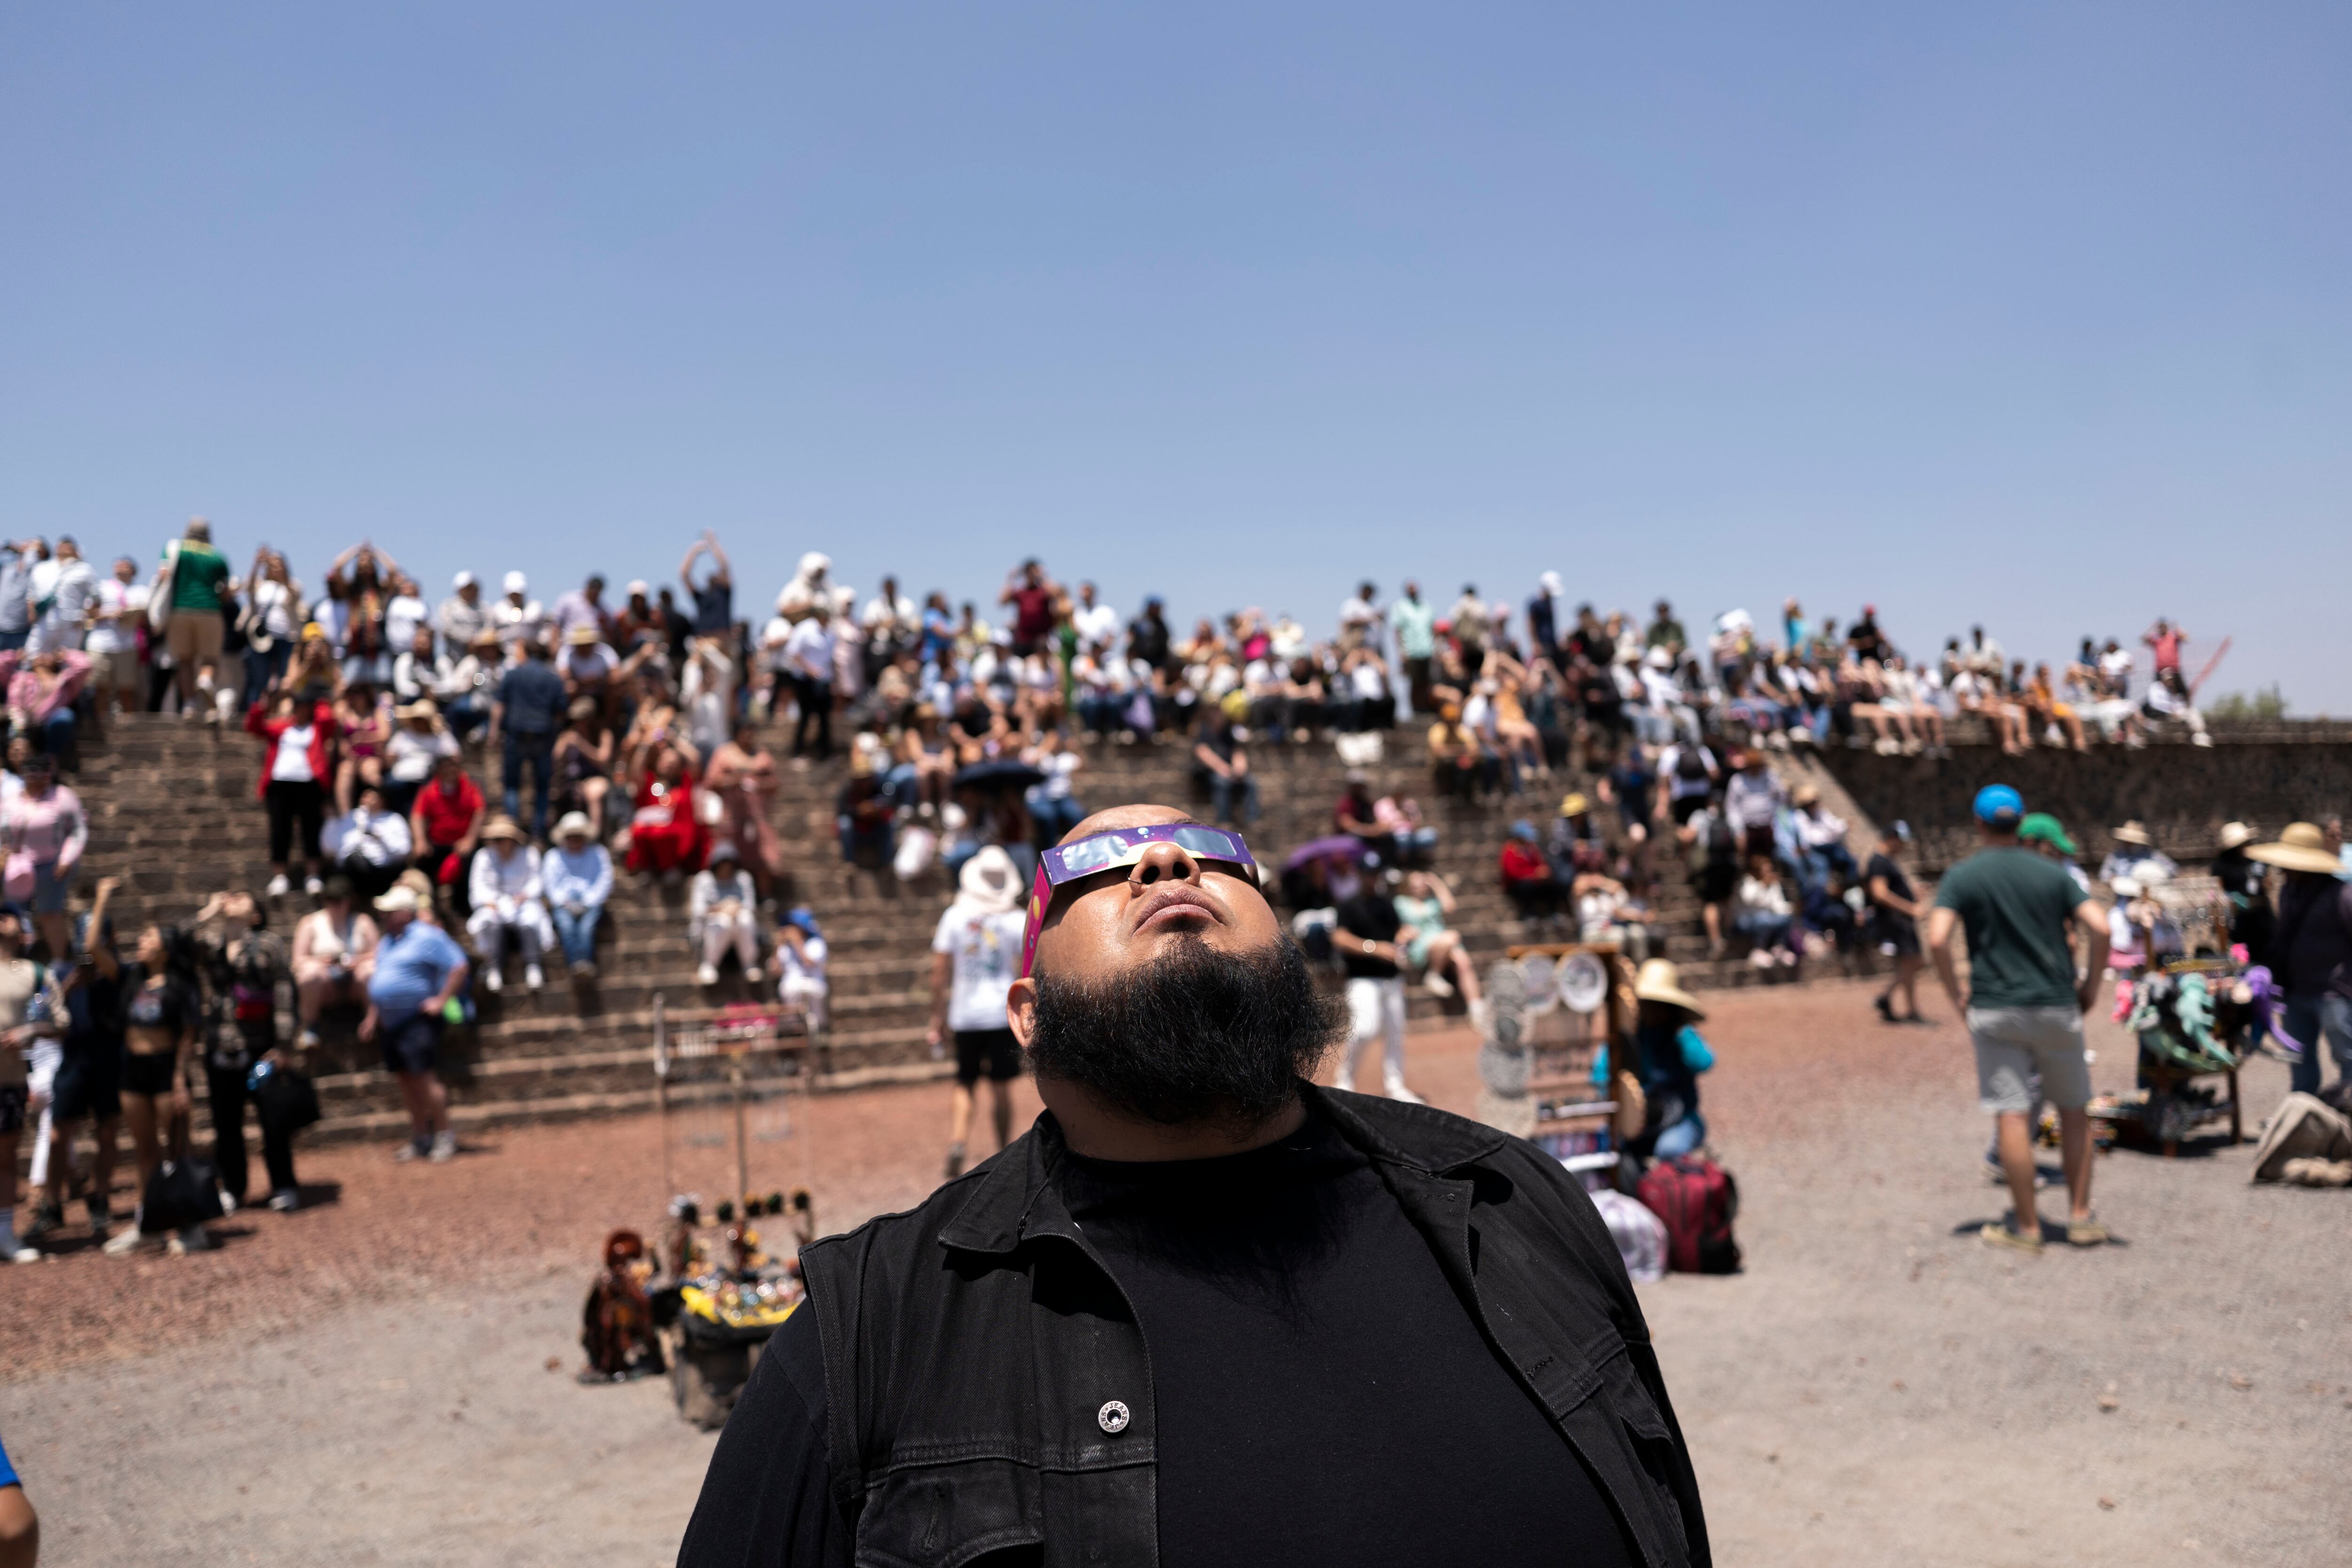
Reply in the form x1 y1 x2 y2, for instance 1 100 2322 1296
1733 854 1798 970
239 548 305 711
466 817 552 993
688 842 763 987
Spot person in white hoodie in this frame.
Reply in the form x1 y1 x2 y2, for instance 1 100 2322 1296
690 842 763 987
465 816 551 992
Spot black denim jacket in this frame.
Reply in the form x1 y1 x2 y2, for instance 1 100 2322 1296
802 1085 1709 1568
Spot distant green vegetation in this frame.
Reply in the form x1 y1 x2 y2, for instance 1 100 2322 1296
2208 684 2288 720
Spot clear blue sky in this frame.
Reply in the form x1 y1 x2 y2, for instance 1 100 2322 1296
5 4 2346 708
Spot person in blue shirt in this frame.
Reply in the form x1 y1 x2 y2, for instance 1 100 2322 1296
542 812 614 979
0 1426 36 1568
487 640 567 841
1625 959 1715 1160
359 886 469 1163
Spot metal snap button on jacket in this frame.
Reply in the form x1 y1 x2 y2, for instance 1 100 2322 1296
1097 1400 1131 1434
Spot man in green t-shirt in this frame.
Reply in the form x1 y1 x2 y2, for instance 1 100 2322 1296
1928 784 2111 1254
159 516 232 717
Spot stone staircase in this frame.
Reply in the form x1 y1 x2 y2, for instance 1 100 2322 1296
70 714 1847 1147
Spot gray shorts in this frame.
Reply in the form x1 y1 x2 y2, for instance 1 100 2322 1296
1969 1004 2091 1114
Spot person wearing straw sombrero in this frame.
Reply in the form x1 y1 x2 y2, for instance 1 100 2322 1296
2095 820 2174 891
2250 823 2352 1098
2209 821 2275 968
1629 959 1715 1159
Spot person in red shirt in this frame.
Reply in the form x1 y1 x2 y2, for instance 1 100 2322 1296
1499 820 1560 922
2141 618 2187 678
998 558 1060 659
410 752 485 912
625 744 708 880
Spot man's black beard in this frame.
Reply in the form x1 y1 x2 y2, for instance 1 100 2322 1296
1028 935 1345 1132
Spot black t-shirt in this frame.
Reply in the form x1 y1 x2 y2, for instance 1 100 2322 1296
1865 852 1915 917
124 975 199 1038
1335 892 1402 979
677 1109 1635 1568
693 580 734 637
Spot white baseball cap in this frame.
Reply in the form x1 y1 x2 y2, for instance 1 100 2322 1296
502 570 528 594
453 570 477 590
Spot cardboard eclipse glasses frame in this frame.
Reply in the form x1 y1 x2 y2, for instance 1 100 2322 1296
1019 823 1257 979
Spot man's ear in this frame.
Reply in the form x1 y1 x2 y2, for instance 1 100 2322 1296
1006 976 1038 1049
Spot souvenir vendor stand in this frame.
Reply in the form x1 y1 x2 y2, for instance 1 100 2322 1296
2101 877 2263 1156
1482 944 1645 1188
647 995 818 1428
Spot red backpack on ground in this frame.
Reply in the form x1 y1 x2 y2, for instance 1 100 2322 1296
1635 1155 1741 1274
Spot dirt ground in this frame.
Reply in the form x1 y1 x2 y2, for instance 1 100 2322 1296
5 978 2348 1567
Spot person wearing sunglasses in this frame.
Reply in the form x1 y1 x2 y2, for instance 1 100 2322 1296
683 805 1706 1568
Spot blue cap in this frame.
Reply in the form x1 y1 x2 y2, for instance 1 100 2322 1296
1510 820 1538 841
1973 784 2024 828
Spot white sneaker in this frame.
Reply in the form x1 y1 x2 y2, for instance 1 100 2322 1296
303 876 324 897
524 963 544 992
168 1225 216 1255
268 1189 300 1213
1423 971 1454 998
429 1130 458 1162
1383 1078 1426 1106
266 874 291 899
482 965 503 994
743 965 763 984
103 1225 159 1256
1470 998 1493 1039
1749 948 1776 970
696 963 720 986
8 1245 38 1265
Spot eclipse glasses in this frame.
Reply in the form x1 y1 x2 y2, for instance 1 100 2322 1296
1019 823 1257 979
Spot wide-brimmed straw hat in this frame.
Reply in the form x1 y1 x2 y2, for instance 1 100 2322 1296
958 845 1024 915
554 812 595 840
1558 792 1591 818
2111 820 2153 847
481 815 523 842
2248 822 2342 876
396 700 439 722
2217 821 2256 851
1633 958 1705 1019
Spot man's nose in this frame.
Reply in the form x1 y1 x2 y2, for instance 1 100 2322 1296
1129 840 1203 887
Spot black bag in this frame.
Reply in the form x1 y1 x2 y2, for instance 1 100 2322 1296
141 1158 232 1234
254 1064 323 1135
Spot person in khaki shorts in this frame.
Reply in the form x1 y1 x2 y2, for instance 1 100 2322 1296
156 516 232 718
1927 783 2111 1252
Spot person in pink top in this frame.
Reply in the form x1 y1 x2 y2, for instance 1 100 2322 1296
2 648 91 767
3 753 87 959
2140 618 2187 678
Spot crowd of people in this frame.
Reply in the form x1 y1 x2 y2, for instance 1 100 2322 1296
0 514 2299 1268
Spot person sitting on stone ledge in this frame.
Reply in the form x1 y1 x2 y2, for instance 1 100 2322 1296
322 782 413 902
291 876 378 1050
466 815 550 994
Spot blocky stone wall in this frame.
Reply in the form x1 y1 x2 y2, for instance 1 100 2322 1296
1819 726 2352 875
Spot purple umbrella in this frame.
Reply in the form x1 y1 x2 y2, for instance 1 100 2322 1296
1283 836 1367 871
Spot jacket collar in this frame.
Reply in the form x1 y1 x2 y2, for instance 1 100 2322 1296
935 1081 1510 1258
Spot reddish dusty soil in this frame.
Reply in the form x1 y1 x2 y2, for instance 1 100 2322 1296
6 976 2348 1568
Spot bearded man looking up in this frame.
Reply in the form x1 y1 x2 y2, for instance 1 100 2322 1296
680 804 1707 1568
